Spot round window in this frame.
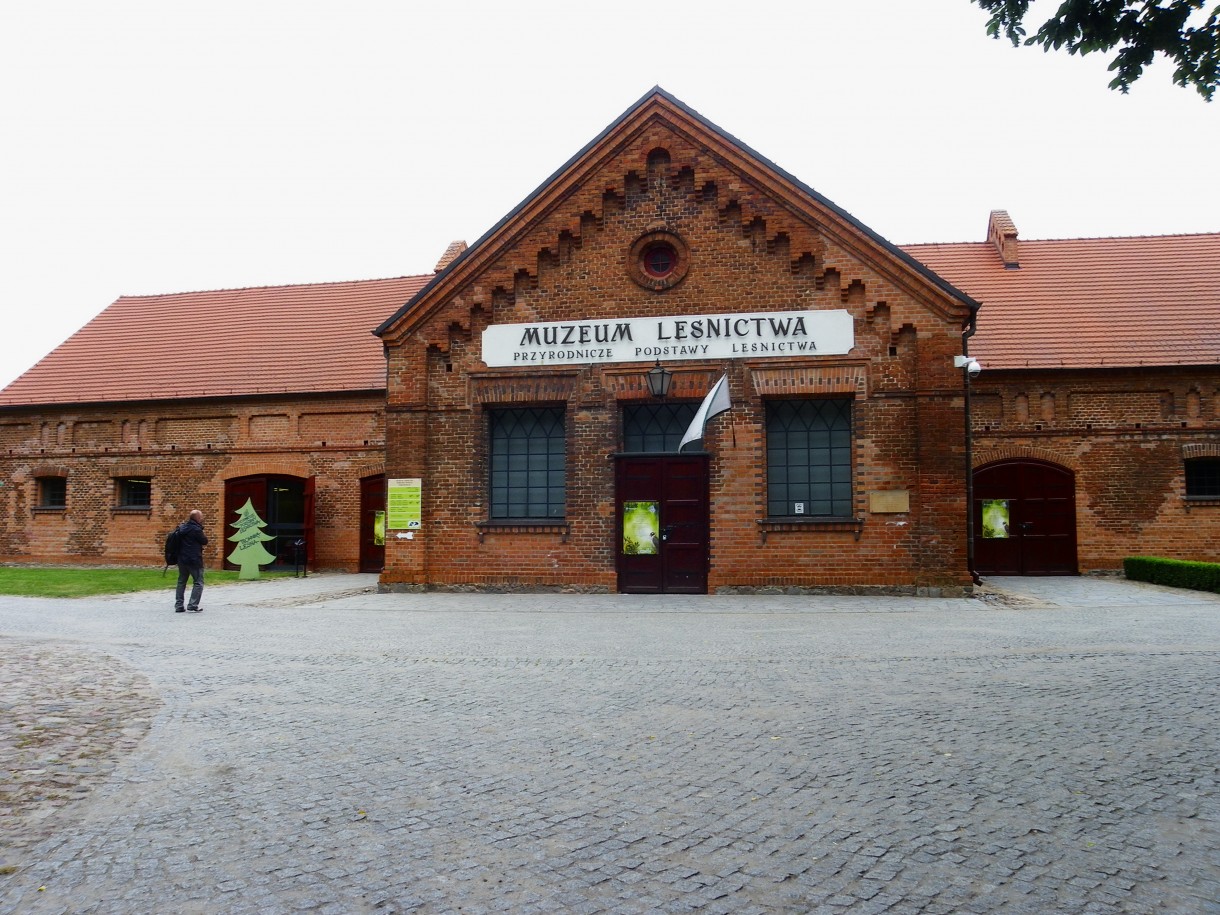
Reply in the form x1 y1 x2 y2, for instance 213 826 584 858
642 242 677 278
628 231 689 291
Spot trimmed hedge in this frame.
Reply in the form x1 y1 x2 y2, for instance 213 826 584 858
1123 556 1220 594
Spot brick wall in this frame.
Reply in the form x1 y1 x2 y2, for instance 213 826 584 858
0 392 386 570
380 123 975 593
972 368 1220 571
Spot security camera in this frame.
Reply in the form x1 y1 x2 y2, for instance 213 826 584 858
954 355 982 378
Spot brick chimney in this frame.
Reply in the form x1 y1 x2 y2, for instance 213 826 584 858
987 210 1019 268
434 240 468 273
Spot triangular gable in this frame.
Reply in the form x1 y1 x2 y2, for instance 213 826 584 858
375 87 978 345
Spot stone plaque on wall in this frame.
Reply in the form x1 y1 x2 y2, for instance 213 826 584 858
869 490 910 514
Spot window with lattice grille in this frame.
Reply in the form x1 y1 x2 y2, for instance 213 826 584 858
766 399 853 517
489 408 566 519
622 403 698 453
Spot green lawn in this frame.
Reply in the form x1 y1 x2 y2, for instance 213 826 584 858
0 566 292 598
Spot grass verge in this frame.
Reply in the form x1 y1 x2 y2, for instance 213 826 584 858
0 566 293 598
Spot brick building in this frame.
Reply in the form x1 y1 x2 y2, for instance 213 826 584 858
373 90 979 595
913 224 1220 575
2 89 1217 589
0 277 429 573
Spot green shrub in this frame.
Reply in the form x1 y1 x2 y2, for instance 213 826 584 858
1123 556 1220 594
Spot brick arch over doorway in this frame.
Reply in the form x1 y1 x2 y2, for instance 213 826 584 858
219 458 311 482
1182 442 1220 460
974 445 1080 473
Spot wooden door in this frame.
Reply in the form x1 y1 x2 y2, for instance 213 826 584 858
615 455 710 594
974 459 1078 575
303 475 316 567
359 474 386 572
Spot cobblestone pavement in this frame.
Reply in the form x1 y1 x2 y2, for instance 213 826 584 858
1 573 1218 914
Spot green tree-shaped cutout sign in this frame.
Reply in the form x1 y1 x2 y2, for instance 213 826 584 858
228 498 277 579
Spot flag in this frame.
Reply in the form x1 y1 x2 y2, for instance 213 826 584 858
679 374 732 452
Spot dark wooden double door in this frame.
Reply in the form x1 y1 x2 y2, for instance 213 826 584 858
973 459 1078 575
615 455 710 593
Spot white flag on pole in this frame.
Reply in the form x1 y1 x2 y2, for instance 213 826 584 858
678 374 732 452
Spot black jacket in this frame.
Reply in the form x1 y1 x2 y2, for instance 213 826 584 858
177 519 208 565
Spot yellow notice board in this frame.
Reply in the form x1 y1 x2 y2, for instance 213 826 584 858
387 478 422 530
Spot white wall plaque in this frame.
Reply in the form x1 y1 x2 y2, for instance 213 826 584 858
480 309 854 368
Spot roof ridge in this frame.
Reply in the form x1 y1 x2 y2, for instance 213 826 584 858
114 273 432 301
1017 231 1220 243
901 230 1220 248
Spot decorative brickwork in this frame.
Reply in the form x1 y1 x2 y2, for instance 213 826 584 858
377 91 975 593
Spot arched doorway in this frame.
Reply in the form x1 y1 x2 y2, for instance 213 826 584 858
974 459 1077 575
224 474 314 571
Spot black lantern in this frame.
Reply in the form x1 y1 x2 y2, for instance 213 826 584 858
645 359 673 398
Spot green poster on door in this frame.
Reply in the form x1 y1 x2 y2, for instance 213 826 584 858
981 499 1011 539
373 510 386 546
623 501 659 555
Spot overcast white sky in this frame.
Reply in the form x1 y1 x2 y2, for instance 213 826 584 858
2 0 1217 389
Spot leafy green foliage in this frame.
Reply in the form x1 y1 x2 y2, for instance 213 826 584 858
1123 556 1220 592
974 0 1220 100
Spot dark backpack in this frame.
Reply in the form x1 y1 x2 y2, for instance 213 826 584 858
163 525 184 569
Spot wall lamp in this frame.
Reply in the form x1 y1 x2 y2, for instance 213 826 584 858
645 359 674 398
954 355 982 379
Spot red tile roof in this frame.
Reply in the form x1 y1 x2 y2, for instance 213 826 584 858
4 227 1217 409
903 233 1220 370
0 276 429 407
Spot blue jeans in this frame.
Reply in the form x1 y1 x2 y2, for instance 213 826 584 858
175 562 205 610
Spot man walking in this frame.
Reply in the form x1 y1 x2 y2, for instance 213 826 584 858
174 509 208 613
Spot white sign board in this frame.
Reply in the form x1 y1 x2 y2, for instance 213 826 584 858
481 309 854 368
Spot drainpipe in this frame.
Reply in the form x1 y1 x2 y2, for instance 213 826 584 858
962 315 980 585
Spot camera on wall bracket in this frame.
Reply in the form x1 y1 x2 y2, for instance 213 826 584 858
954 355 982 378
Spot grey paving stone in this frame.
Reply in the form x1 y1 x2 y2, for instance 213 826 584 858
0 573 1218 913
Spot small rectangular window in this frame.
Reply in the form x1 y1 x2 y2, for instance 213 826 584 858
37 476 67 509
1185 458 1220 498
116 477 152 509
